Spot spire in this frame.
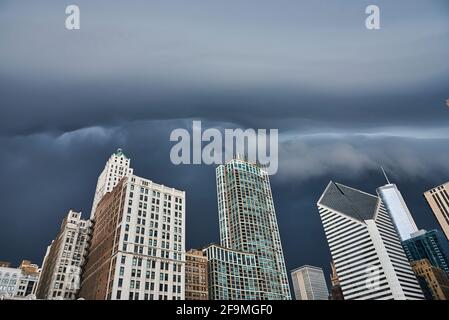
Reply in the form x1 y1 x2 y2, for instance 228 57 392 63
381 166 391 184
114 148 128 159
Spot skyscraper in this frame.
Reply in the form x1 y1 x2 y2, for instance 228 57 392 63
291 265 329 300
80 170 186 300
424 182 449 242
216 158 291 300
90 148 134 218
402 229 449 277
36 210 90 300
318 181 424 300
376 169 418 241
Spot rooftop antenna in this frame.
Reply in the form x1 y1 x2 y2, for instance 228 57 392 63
381 166 391 184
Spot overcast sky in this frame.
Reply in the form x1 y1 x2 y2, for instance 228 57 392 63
1 0 449 289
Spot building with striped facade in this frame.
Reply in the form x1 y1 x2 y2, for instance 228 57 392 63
424 182 449 243
317 181 424 300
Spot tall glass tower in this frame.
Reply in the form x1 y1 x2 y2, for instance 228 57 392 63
216 158 291 300
376 168 418 241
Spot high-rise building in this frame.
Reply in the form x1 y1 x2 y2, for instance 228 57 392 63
36 210 90 300
376 170 418 241
80 173 186 300
90 148 133 219
185 249 208 300
291 265 329 300
402 229 449 277
0 260 40 299
216 158 291 300
203 244 260 300
424 182 449 242
318 181 424 300
411 259 449 300
329 261 344 300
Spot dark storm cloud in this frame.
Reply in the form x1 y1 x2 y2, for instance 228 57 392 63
1 0 449 287
1 0 449 137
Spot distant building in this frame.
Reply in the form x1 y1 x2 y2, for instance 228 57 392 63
185 249 208 300
203 244 260 300
291 265 329 300
376 170 418 241
318 181 424 300
36 210 90 300
0 260 40 299
90 148 133 219
329 261 344 300
424 182 449 242
402 229 449 277
411 259 449 300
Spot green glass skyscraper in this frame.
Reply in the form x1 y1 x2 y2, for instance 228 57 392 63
216 158 291 300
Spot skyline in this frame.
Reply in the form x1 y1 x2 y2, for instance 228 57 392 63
2 148 449 288
1 0 449 292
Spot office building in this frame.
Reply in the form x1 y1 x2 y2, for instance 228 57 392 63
0 260 40 299
318 181 424 300
185 249 208 300
329 261 344 300
424 182 449 242
90 148 134 218
402 229 449 277
291 265 329 300
216 158 291 300
80 172 186 300
203 244 260 300
376 170 418 240
36 210 90 300
411 259 449 300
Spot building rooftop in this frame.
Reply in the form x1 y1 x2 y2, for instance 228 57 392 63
318 181 379 222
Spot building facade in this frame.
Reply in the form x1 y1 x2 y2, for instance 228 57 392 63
80 173 186 300
36 210 90 300
90 148 133 219
0 260 40 299
411 259 449 300
216 159 291 300
377 182 418 241
185 249 208 300
402 229 449 277
424 182 449 242
329 261 344 300
203 244 260 300
291 265 329 300
318 181 424 300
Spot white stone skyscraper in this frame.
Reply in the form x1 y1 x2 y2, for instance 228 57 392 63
80 169 185 300
216 158 291 300
376 169 418 241
318 181 424 300
90 148 133 218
